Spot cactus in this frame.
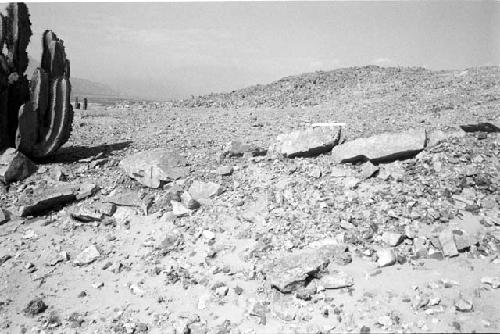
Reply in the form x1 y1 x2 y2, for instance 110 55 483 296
0 2 73 158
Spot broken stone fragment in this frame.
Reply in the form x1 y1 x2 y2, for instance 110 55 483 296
23 298 48 316
188 180 223 200
331 129 427 163
264 245 347 293
181 191 200 210
0 148 37 184
452 230 470 252
270 126 342 158
19 184 78 217
319 270 354 289
438 230 459 257
73 245 101 266
0 208 7 224
119 149 189 188
216 165 233 176
171 201 191 217
481 276 500 289
71 206 104 222
223 140 265 157
376 248 396 267
454 296 473 312
381 231 405 247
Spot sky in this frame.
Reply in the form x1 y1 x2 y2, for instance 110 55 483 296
26 1 500 99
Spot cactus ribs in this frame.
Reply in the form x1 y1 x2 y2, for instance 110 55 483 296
0 2 73 159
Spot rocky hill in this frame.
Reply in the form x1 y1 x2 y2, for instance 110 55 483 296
173 65 499 111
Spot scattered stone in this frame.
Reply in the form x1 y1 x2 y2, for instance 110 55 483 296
0 148 36 184
481 277 500 289
24 298 48 316
331 129 427 163
0 208 7 224
360 162 379 179
19 184 78 217
376 249 397 267
216 165 233 176
223 140 265 157
171 201 191 217
51 166 67 181
188 180 223 200
438 230 459 257
452 230 471 252
264 246 346 293
71 206 104 222
119 149 189 188
181 191 200 210
381 232 405 247
319 270 354 289
74 245 101 266
271 127 342 158
454 296 473 312
97 202 117 216
460 122 500 133
0 254 12 265
75 183 99 200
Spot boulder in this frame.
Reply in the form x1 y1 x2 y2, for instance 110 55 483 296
331 129 427 163
0 148 36 184
119 149 189 188
271 127 342 158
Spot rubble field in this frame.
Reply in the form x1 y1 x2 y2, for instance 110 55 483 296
1 65 500 333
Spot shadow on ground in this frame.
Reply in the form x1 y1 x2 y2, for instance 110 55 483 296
38 141 133 163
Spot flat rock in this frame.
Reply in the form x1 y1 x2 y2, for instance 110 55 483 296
271 127 342 158
119 149 189 188
188 181 223 200
331 129 427 163
319 270 354 289
0 148 36 184
264 246 345 293
216 165 233 176
74 245 101 266
19 184 79 217
438 230 459 257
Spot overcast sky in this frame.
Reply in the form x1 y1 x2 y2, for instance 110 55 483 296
26 1 499 99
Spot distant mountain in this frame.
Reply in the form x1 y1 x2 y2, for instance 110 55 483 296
26 56 121 98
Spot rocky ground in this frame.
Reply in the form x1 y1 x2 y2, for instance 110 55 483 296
0 66 500 333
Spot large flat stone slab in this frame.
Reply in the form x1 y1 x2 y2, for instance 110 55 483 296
331 129 427 163
119 149 189 188
271 127 342 158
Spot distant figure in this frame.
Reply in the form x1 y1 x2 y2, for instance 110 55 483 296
83 98 88 110
75 97 80 109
